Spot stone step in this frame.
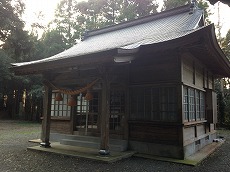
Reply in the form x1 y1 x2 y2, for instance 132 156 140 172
60 139 127 152
60 139 100 149
63 135 100 142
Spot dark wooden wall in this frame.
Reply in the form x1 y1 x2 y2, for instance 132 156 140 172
130 51 180 84
50 119 72 134
129 121 180 145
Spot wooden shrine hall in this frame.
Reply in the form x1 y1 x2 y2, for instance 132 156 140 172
12 3 230 159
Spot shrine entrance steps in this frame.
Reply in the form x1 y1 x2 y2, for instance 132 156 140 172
50 133 128 152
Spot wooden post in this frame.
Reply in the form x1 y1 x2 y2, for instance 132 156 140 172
99 75 110 155
70 106 76 134
85 100 89 135
178 53 185 159
40 83 52 148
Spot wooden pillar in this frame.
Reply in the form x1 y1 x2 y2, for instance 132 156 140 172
70 107 76 134
177 52 185 158
99 75 110 155
40 83 52 148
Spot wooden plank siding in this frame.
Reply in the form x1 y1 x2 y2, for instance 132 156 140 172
128 52 182 146
181 52 214 90
129 122 180 145
130 52 180 84
50 119 72 134
181 51 217 155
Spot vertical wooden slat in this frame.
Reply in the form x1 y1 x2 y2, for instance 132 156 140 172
40 83 52 148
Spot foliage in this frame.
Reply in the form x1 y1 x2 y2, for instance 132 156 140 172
197 0 212 24
222 29 230 60
50 0 159 44
215 29 230 128
0 0 39 63
0 50 13 81
51 0 77 46
224 92 230 128
2 29 35 62
26 75 43 100
40 29 68 58
215 79 225 126
219 29 230 128
0 0 25 43
162 0 189 10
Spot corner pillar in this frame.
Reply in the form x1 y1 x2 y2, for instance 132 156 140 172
99 75 110 155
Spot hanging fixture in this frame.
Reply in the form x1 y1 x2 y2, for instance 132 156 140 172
67 96 77 106
84 90 93 101
55 92 63 101
114 55 135 63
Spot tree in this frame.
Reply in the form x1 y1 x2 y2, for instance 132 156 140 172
219 29 230 127
40 29 68 58
2 29 35 62
162 0 189 10
0 50 13 82
50 0 159 43
222 29 230 60
0 0 38 63
117 0 158 22
75 0 107 31
197 0 212 24
51 0 77 47
0 0 25 43
163 0 212 24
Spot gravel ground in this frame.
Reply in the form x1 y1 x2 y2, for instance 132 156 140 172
0 120 229 172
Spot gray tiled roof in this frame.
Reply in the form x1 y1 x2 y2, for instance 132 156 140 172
12 5 203 67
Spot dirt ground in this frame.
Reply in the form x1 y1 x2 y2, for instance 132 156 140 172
0 120 230 172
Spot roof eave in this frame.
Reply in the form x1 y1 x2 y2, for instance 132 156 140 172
11 49 117 75
206 24 230 77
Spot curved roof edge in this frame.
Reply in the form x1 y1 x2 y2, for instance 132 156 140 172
12 25 227 76
206 24 230 77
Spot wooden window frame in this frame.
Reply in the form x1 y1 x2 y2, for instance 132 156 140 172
183 86 205 122
51 92 71 117
130 86 177 122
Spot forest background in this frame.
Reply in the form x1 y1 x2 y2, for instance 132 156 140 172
0 0 230 127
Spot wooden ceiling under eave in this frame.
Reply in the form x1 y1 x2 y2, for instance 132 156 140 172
187 25 230 78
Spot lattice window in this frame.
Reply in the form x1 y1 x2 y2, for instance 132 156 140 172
189 88 195 121
51 92 71 117
130 86 177 122
183 86 205 122
76 92 99 129
183 87 189 121
200 92 205 119
110 89 125 131
196 90 201 120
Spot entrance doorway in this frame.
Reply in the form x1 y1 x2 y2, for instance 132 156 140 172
74 91 99 135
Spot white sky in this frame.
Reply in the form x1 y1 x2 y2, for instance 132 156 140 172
22 0 230 37
209 2 230 36
22 0 60 29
